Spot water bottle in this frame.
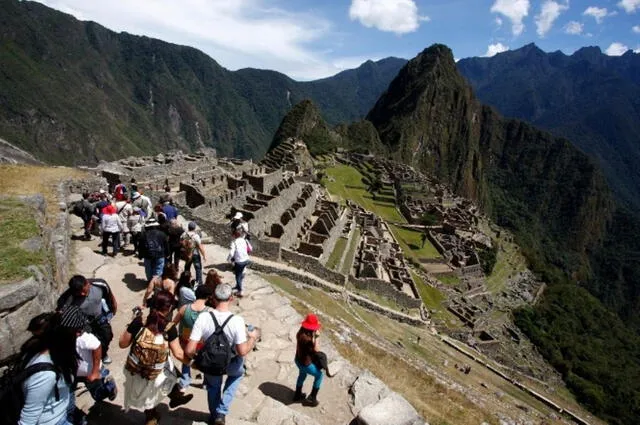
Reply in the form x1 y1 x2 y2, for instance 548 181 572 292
247 324 254 332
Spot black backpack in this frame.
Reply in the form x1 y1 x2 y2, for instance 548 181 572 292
0 360 60 425
142 231 165 259
194 313 235 376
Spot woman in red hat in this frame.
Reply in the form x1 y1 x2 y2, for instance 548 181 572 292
293 313 323 406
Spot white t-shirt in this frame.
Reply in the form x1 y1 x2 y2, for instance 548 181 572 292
228 237 250 263
189 309 247 349
76 332 101 377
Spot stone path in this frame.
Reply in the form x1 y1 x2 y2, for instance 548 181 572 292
69 215 424 425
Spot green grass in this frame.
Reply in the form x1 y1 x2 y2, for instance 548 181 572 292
435 273 461 286
389 224 441 260
341 228 361 275
484 232 527 294
0 198 45 282
323 164 405 223
326 237 348 270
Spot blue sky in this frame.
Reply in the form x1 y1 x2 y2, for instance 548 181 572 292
36 0 640 80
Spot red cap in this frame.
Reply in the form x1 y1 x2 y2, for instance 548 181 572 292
301 313 321 331
103 204 117 215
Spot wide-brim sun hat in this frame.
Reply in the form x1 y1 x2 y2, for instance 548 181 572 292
301 313 321 331
233 212 243 220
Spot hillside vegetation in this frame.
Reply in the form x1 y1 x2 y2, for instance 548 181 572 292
365 44 640 424
457 44 640 211
0 0 405 164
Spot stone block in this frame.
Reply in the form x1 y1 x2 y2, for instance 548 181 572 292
349 370 391 413
0 278 39 310
256 398 320 425
356 392 421 425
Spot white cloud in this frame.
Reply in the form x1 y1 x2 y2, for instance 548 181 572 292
36 0 367 80
635 46 640 53
491 0 530 35
565 21 584 34
485 42 510 57
605 42 630 55
495 16 504 27
583 6 610 23
535 1 569 37
618 0 640 13
633 25 640 33
348 0 429 35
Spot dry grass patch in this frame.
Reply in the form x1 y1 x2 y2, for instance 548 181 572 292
0 165 88 222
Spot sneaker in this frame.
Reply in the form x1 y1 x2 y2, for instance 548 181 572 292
212 415 226 425
105 376 118 401
102 356 112 365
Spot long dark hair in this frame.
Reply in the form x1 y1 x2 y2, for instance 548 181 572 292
146 290 175 334
175 270 193 295
20 312 78 385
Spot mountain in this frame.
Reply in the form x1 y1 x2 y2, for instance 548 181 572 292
268 99 384 156
0 0 405 165
457 43 640 210
367 44 640 424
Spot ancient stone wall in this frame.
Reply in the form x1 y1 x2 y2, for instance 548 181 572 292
319 208 348 264
348 276 422 309
281 249 347 286
180 181 206 208
243 168 283 193
274 187 319 250
0 178 95 364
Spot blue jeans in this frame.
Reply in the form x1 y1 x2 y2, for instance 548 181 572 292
179 363 191 389
204 356 244 419
295 359 323 390
144 257 165 281
233 261 249 293
185 254 202 285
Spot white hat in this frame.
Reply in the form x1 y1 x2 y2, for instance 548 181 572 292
145 218 159 227
99 189 106 194
233 212 243 220
131 192 141 199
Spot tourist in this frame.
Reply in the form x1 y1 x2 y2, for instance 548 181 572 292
18 311 77 425
100 203 124 256
130 178 138 194
27 312 55 337
57 275 117 365
131 191 151 218
128 207 145 255
204 269 223 291
162 201 178 221
176 270 196 308
230 212 249 240
119 290 193 425
115 197 133 246
227 229 251 298
166 219 184 268
139 218 168 282
185 284 259 425
76 192 95 241
113 180 128 202
293 313 324 406
173 285 213 390
59 306 115 425
142 264 178 309
182 222 206 286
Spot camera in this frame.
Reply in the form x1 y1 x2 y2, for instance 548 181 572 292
132 306 142 317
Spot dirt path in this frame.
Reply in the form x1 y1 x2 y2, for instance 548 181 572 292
69 220 360 425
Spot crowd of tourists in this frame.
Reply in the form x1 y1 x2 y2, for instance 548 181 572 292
6 181 331 425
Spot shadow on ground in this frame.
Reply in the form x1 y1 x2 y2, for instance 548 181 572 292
258 382 295 406
87 401 209 425
122 272 148 292
206 263 232 273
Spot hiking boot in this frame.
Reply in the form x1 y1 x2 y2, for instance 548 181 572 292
293 386 306 403
168 384 194 408
304 387 320 407
212 414 226 425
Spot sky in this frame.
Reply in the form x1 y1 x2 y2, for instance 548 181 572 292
35 0 640 80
